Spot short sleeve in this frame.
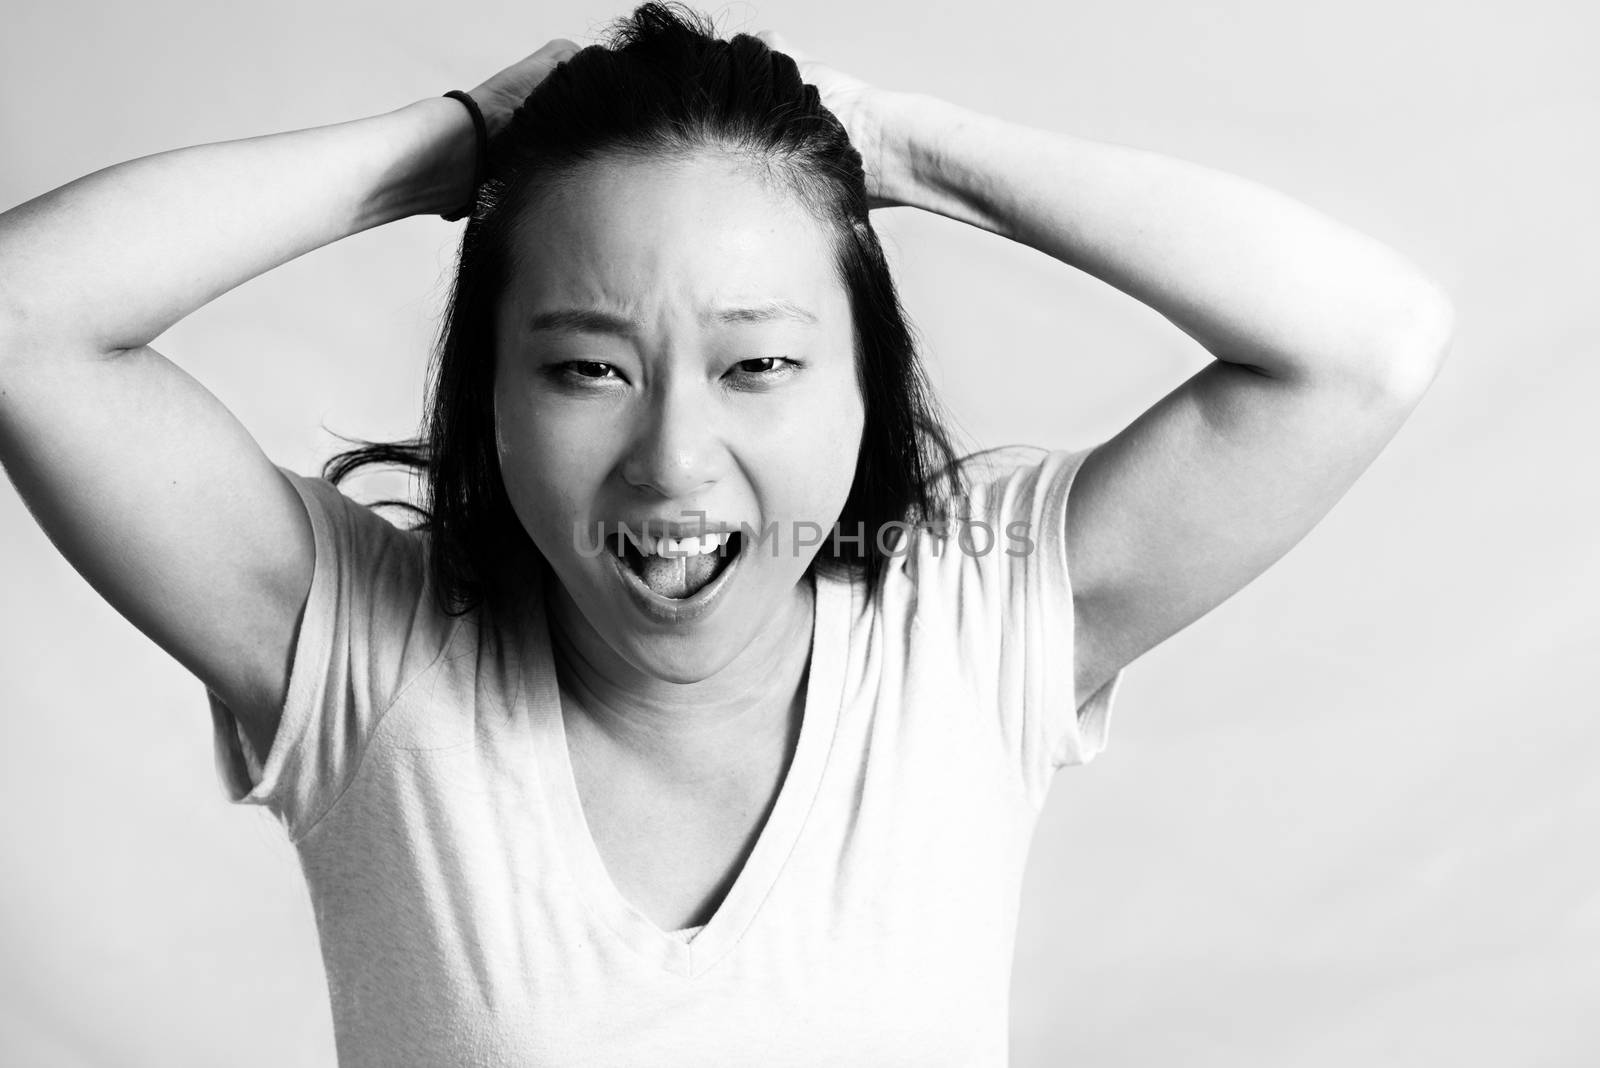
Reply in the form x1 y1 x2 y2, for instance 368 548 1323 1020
208 466 447 842
898 444 1125 801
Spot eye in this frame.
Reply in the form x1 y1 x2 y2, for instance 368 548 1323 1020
550 360 622 385
727 356 800 379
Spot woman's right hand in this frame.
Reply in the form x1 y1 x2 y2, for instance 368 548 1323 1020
468 39 584 138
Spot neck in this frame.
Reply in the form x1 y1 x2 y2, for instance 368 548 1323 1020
545 572 816 773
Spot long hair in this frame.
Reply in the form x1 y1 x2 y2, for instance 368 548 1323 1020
327 2 967 617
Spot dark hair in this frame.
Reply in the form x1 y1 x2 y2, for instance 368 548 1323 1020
327 1 967 617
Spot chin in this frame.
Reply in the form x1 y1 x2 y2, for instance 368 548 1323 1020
610 625 741 685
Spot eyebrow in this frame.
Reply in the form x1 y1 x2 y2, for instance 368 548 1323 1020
525 299 818 337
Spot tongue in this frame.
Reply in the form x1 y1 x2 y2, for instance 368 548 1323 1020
638 549 720 599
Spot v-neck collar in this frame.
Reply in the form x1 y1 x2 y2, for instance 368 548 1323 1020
521 567 849 978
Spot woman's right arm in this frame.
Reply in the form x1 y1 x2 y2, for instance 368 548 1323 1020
0 95 482 759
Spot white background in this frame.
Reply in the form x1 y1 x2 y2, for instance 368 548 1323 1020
2 0 1595 1064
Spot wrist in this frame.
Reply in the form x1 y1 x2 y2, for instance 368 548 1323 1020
357 97 481 227
870 91 1007 232
464 83 519 141
869 91 953 214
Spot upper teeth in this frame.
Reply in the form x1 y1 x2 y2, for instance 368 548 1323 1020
627 530 730 557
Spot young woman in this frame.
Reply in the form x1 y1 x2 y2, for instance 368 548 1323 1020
0 3 1453 1063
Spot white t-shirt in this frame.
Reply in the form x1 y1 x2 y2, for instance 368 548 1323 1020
210 444 1124 1067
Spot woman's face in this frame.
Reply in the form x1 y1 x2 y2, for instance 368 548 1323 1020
492 152 865 683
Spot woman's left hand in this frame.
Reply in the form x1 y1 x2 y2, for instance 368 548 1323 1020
755 30 901 210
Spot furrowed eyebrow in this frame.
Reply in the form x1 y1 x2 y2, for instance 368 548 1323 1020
525 309 636 338
704 300 819 328
525 300 818 336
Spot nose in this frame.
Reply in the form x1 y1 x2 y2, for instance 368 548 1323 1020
619 376 725 500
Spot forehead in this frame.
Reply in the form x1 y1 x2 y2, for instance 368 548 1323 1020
500 153 845 334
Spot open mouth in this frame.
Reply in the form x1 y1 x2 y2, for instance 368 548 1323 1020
610 530 744 601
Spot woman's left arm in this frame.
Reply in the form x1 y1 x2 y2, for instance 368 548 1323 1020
861 87 1455 708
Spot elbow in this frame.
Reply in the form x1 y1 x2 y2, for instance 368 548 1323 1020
1369 284 1457 400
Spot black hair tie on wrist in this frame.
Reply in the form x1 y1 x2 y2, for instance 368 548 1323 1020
440 89 488 222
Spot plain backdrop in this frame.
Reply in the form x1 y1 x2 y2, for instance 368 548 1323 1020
2 0 1595 1064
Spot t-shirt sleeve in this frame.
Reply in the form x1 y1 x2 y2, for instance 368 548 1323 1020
900 444 1125 798
208 466 445 842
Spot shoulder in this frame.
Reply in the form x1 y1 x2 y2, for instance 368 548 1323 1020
929 443 1053 494
277 465 458 675
925 444 1096 538
279 468 428 552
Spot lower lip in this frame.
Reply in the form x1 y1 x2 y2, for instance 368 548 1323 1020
607 543 743 625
